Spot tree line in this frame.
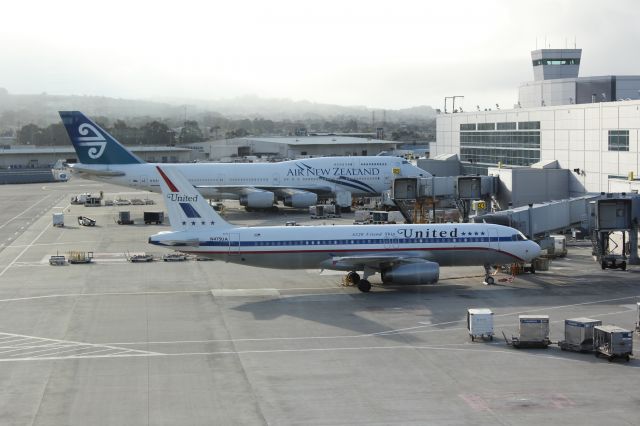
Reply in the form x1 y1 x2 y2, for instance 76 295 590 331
12 115 435 146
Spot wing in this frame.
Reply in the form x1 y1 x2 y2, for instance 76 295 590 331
68 164 125 177
329 255 430 271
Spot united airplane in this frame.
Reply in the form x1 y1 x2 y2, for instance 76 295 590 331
149 166 541 292
59 111 428 209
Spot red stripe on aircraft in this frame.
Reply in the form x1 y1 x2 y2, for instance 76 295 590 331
156 166 179 192
177 247 525 262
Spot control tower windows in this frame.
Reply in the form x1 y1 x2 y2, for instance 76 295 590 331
532 59 580 66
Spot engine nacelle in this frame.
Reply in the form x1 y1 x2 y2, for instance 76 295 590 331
382 262 439 285
284 191 318 208
239 191 275 208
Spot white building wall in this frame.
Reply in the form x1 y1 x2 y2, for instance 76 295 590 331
435 100 640 194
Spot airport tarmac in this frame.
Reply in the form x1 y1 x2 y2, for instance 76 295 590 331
0 178 638 425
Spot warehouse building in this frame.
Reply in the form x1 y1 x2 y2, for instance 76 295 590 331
186 136 399 161
0 146 193 169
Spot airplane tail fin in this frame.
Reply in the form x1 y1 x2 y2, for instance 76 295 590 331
156 165 233 231
59 111 144 165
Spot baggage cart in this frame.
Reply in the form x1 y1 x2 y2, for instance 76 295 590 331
506 315 550 348
128 253 154 262
52 213 64 227
67 251 94 264
144 211 164 224
467 308 494 341
558 318 601 352
77 216 96 226
117 211 134 225
162 253 187 262
49 255 66 266
593 325 633 362
310 205 326 219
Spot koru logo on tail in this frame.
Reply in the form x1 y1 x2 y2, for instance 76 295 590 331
77 123 107 159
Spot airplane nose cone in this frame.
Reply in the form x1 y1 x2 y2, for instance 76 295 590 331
527 241 542 260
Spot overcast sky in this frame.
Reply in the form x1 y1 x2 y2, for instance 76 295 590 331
1 0 639 110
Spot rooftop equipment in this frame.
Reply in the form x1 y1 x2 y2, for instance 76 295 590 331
559 318 602 352
593 325 633 362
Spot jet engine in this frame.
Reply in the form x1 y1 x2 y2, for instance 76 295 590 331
382 262 440 285
239 191 275 208
283 190 318 208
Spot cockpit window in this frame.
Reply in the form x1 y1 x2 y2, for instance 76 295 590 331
512 233 527 241
402 160 409 164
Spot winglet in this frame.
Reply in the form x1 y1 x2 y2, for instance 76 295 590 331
59 111 144 165
156 165 233 231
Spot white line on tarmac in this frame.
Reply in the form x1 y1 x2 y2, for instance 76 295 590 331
102 295 640 346
0 332 162 356
0 202 71 278
0 290 212 304
0 194 55 231
0 342 596 364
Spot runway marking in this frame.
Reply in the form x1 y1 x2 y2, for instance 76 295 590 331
0 193 55 231
9 241 99 249
0 332 162 361
0 341 606 364
0 290 213 303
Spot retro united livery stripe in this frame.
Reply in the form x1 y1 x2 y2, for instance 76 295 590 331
156 166 179 192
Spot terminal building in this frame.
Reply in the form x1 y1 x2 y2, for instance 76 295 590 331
432 48 640 194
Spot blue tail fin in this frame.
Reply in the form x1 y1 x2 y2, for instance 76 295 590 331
59 111 143 165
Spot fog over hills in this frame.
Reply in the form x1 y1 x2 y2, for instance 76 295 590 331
0 89 436 128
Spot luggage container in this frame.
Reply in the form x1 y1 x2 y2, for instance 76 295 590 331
467 308 494 341
310 205 326 219
559 318 602 352
144 211 164 224
593 325 633 362
117 211 134 225
84 196 102 207
354 210 371 224
49 255 66 266
52 213 64 227
507 315 550 348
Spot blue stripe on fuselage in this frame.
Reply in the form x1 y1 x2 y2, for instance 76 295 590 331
198 236 516 247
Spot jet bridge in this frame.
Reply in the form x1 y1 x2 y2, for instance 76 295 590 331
473 194 640 266
391 174 640 267
391 176 498 223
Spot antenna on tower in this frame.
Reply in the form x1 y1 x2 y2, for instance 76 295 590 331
574 36 576 48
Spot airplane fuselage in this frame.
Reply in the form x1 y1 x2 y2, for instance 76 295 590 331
70 156 423 200
150 223 539 270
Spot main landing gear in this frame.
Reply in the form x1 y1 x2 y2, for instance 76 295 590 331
483 264 494 285
346 271 371 293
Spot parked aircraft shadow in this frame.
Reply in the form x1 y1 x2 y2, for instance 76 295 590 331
232 273 640 346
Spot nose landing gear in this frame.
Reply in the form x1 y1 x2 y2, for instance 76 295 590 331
483 264 494 285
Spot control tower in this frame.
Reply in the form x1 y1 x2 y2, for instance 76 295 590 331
531 48 581 81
